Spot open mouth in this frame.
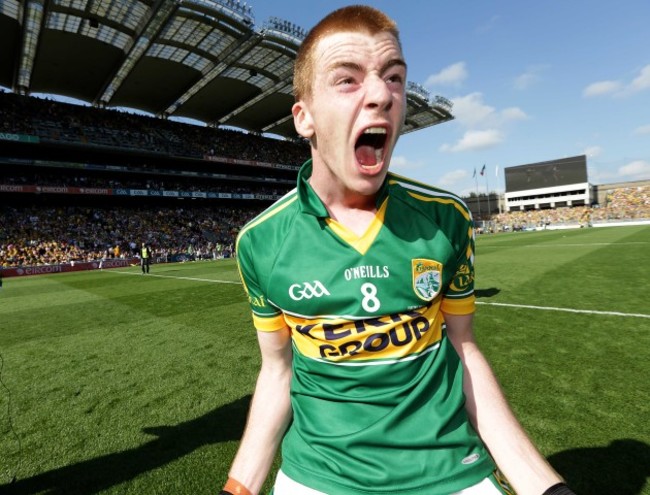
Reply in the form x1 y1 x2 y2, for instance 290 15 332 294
355 127 388 167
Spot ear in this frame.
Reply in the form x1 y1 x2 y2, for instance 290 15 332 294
292 100 315 139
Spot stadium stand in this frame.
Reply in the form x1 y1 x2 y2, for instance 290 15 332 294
1 205 255 268
0 90 310 164
1 0 456 275
491 186 650 232
0 102 303 269
466 154 650 232
0 91 307 271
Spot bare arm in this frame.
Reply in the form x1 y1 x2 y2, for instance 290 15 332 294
228 327 293 495
443 312 563 495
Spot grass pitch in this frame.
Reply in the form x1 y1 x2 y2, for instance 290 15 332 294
0 225 649 494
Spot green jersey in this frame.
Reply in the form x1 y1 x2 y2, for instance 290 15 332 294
236 161 495 494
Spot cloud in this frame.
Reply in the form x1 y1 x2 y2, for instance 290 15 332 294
442 94 527 152
425 62 467 87
619 160 650 178
587 165 617 183
583 146 603 158
450 93 495 127
583 64 650 97
583 80 622 97
633 124 650 135
437 169 469 187
501 107 528 122
440 129 504 153
514 73 537 91
451 93 527 127
513 65 548 90
389 155 422 170
629 64 650 92
476 15 501 34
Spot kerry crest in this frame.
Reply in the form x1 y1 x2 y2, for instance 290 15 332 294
412 259 443 302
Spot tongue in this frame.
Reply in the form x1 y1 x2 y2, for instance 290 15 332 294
355 145 378 166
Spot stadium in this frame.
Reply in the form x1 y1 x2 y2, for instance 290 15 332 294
0 0 453 274
1 1 649 494
463 154 649 233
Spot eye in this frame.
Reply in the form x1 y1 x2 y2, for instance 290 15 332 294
337 76 356 86
386 73 404 85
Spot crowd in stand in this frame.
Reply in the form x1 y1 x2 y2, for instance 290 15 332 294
0 205 261 268
2 90 648 267
4 186 648 268
0 90 310 165
492 186 650 231
0 90 308 269
604 185 650 215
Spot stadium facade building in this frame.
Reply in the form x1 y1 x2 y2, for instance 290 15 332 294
503 155 590 212
462 155 648 222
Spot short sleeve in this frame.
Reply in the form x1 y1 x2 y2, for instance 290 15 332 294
440 221 476 315
236 229 287 332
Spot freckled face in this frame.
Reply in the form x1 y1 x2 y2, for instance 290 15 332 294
292 31 407 202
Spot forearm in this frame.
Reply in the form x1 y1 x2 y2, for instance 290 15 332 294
443 313 564 495
228 359 292 494
460 342 563 494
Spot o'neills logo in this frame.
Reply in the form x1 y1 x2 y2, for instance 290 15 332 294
412 259 443 302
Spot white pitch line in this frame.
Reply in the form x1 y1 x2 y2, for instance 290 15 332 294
109 271 648 319
522 241 650 247
111 270 241 284
479 241 649 249
477 301 650 319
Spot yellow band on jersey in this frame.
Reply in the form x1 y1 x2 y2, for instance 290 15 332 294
440 294 476 315
252 313 287 332
285 302 444 363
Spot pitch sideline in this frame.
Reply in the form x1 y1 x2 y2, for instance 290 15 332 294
110 270 650 320
476 301 650 319
110 269 241 285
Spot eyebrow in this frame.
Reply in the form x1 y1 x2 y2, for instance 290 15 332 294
328 58 407 74
382 58 407 74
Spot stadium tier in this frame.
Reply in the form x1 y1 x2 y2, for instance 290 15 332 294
0 0 452 136
0 0 456 275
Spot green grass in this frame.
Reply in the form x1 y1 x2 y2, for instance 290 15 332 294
1 226 649 494
473 226 650 494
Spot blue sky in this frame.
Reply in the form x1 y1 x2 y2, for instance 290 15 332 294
252 0 650 196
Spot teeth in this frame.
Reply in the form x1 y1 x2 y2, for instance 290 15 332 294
364 127 387 134
375 148 383 162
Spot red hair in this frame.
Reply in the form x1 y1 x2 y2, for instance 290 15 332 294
293 5 401 101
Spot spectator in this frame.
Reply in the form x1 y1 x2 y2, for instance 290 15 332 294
0 205 262 268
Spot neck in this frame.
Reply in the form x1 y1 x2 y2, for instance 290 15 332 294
327 203 378 238
309 179 378 237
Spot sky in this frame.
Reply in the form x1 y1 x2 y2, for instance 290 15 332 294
250 0 650 197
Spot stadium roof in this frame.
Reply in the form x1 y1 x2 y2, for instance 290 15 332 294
0 0 453 138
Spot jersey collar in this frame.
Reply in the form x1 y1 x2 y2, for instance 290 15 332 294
297 159 390 218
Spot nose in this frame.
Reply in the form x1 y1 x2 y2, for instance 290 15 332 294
365 74 393 112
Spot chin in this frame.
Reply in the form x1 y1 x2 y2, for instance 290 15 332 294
353 175 386 196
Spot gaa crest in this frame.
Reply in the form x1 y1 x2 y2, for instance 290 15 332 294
412 259 443 301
